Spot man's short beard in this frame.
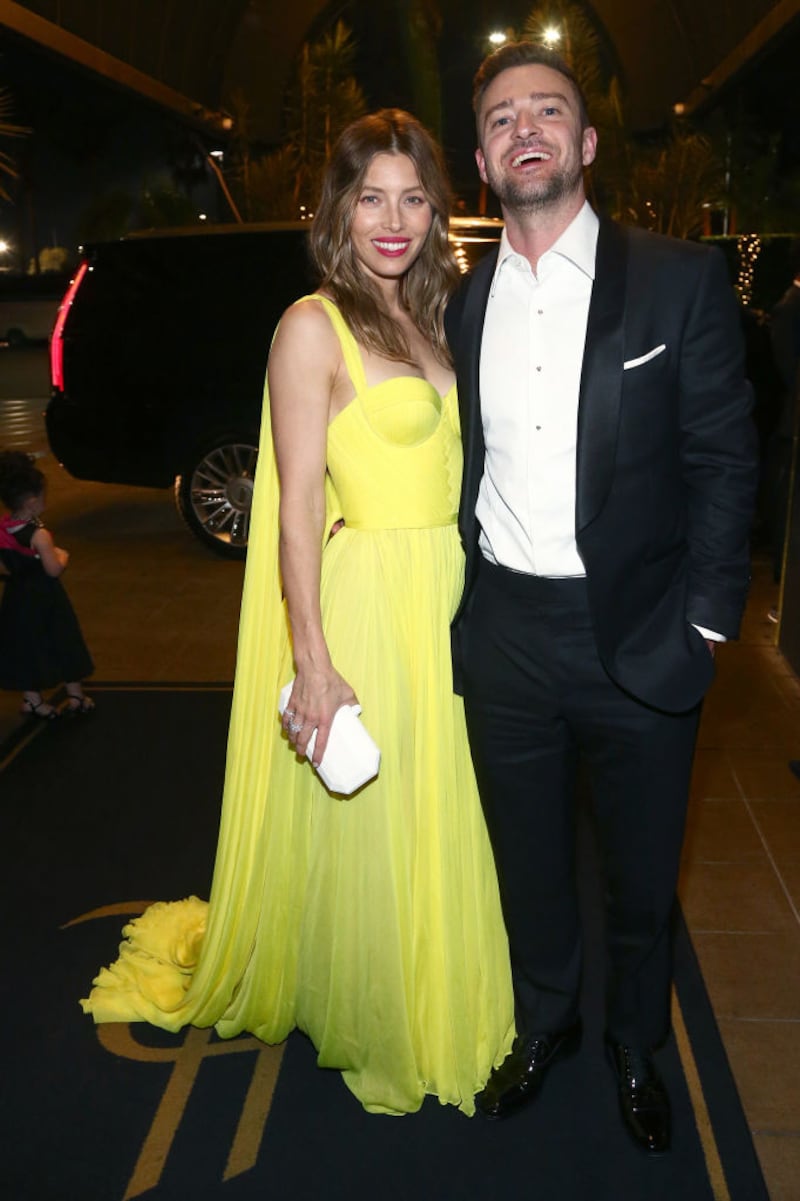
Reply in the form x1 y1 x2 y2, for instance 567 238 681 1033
487 163 582 213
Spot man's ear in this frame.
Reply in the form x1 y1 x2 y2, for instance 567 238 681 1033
475 147 489 185
582 126 598 168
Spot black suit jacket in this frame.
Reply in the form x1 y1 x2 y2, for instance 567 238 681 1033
446 217 758 713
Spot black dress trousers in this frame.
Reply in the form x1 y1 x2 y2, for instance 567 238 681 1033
459 558 701 1050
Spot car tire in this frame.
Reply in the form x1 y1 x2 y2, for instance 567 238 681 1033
174 433 259 559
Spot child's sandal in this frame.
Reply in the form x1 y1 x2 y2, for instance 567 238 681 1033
21 695 59 721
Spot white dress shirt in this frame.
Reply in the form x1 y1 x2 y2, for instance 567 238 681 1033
476 202 723 640
477 202 597 577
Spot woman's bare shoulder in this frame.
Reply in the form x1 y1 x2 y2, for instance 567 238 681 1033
276 295 338 344
269 297 341 393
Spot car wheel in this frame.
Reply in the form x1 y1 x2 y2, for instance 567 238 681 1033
175 435 259 559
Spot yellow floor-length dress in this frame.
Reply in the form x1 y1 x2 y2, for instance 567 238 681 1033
82 296 514 1115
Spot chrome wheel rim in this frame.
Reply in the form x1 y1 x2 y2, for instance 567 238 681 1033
188 442 257 548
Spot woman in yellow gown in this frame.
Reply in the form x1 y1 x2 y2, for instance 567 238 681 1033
82 110 514 1116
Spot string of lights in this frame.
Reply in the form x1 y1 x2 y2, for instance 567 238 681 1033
735 233 761 307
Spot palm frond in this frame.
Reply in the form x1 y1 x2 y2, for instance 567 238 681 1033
0 85 31 200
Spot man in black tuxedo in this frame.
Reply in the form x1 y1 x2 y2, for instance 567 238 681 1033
446 42 757 1152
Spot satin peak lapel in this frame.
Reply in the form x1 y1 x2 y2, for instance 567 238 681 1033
456 249 497 527
576 219 628 533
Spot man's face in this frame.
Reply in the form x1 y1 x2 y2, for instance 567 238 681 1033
475 63 597 214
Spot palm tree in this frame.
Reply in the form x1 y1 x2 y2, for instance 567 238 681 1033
396 0 443 138
628 125 724 239
0 86 30 203
246 147 299 221
247 21 367 220
286 21 367 211
709 111 800 236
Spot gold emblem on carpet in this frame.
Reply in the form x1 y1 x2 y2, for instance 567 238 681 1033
97 1025 284 1200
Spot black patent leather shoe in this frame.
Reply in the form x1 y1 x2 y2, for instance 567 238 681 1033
607 1040 671 1154
476 1021 582 1120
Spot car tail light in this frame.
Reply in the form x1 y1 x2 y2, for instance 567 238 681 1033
49 260 89 391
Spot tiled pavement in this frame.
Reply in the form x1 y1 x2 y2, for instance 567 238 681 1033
680 559 800 1198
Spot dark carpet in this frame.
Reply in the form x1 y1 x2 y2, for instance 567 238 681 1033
0 687 769 1201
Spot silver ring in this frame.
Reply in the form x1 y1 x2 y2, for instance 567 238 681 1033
288 718 303 734
284 707 295 718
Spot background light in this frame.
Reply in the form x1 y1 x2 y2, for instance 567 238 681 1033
735 233 761 307
488 31 507 46
542 26 561 46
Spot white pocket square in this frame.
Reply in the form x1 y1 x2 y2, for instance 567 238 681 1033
623 344 666 370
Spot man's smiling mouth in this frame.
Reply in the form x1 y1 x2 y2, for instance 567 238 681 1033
510 150 552 167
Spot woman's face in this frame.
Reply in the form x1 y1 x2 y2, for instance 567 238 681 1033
349 152 433 285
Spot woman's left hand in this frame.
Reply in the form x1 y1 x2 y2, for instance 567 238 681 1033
282 665 357 766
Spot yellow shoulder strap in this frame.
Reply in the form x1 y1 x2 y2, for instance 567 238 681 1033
296 293 368 395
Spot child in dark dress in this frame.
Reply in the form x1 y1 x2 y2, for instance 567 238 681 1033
0 450 94 719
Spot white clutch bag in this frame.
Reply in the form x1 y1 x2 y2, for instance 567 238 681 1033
278 681 381 796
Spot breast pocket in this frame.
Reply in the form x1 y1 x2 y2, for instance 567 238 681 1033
617 342 674 462
623 343 667 372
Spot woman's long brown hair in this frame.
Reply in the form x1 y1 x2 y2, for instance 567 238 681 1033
309 109 460 367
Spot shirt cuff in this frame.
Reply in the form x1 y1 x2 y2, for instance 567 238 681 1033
692 624 726 643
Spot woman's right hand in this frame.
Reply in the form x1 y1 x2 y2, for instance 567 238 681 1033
282 665 357 767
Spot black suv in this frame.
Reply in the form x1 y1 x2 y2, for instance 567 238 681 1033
46 218 502 557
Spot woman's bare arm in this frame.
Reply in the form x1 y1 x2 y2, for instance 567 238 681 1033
269 300 357 765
